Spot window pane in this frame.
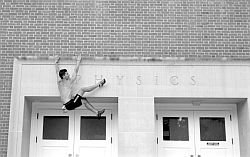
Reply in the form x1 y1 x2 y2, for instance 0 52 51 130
80 116 106 140
43 116 69 140
200 117 226 141
163 117 189 141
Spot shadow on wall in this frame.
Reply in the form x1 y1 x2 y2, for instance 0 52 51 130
237 99 250 157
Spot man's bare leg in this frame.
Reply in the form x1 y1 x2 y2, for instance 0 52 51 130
77 79 106 116
78 79 106 96
81 98 97 114
81 98 105 117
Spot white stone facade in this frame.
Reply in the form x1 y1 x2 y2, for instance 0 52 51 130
8 59 250 157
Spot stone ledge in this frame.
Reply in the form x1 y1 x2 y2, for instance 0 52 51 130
16 56 250 62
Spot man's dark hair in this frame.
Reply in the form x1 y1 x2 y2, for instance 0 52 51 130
59 69 67 79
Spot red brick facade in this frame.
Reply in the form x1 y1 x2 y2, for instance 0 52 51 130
0 0 249 156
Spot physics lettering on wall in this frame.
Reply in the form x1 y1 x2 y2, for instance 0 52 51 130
76 75 197 86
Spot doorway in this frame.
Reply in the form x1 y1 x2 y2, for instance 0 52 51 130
157 110 234 157
32 108 113 157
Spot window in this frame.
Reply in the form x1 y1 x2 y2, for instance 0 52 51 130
43 116 69 140
80 116 106 140
200 117 226 141
163 117 189 141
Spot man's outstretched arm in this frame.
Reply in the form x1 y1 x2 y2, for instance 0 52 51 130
74 55 82 74
71 55 82 82
55 56 61 82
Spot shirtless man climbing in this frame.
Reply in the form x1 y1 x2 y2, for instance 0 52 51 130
55 55 105 117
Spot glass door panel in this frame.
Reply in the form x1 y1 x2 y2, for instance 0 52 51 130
163 117 189 141
157 111 195 157
74 110 112 157
80 116 106 140
37 110 74 157
194 111 233 157
200 117 226 141
43 116 69 140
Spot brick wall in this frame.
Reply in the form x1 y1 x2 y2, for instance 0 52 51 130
0 0 249 156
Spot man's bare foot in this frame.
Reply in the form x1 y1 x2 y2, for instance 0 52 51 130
99 79 106 87
97 109 105 118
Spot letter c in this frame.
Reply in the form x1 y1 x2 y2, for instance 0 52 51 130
170 76 179 85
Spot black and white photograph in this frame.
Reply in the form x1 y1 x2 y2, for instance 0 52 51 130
0 0 249 157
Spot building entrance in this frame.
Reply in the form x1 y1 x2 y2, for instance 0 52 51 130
35 109 112 157
157 110 234 157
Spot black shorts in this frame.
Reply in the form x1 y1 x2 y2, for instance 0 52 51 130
63 94 86 110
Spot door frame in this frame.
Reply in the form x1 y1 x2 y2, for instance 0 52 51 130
29 101 118 157
155 103 241 157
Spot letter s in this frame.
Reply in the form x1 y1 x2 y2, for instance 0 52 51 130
136 76 142 85
190 76 196 85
